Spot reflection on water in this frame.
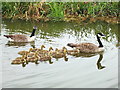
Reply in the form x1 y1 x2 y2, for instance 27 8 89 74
97 54 105 70
1 19 118 88
19 51 105 70
5 41 35 48
2 19 119 42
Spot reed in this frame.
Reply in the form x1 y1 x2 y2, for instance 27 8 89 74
2 2 119 21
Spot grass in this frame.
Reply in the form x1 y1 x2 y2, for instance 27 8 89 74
2 2 119 23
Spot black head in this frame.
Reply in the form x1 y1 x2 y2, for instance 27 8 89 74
97 33 105 37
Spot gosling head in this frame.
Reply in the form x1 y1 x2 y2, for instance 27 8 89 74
62 47 67 50
63 48 67 54
41 45 45 50
55 48 59 52
29 48 33 52
97 33 105 38
55 48 60 54
49 47 53 51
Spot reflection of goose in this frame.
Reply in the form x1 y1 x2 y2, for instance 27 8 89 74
5 41 35 47
67 33 105 53
5 41 28 46
71 52 98 57
97 54 105 70
4 26 37 42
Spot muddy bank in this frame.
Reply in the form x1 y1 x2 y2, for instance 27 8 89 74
2 15 119 24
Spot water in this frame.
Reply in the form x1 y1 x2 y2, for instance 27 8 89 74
1 19 119 88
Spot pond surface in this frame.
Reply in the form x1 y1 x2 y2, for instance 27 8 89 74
1 19 119 88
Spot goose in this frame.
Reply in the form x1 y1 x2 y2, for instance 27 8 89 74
39 51 53 64
4 26 37 42
38 46 53 54
27 49 39 57
52 48 67 59
29 45 45 52
39 52 52 61
11 59 23 64
58 47 67 53
27 52 39 63
27 56 38 63
67 33 105 53
59 47 79 55
11 55 27 64
40 45 46 50
11 59 27 66
62 47 79 55
30 48 39 52
18 48 33 55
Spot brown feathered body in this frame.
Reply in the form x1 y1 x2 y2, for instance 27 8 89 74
27 57 38 62
4 34 35 42
4 35 28 42
4 27 36 42
39 56 52 61
11 59 22 64
18 51 29 55
67 49 79 55
67 43 103 53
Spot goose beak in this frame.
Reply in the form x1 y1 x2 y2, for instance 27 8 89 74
101 34 105 37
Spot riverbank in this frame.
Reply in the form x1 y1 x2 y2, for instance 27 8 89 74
2 2 119 24
2 15 119 24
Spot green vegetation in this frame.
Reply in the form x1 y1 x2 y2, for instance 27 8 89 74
2 2 119 23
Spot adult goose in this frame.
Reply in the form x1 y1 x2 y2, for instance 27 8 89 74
4 26 37 42
67 33 105 53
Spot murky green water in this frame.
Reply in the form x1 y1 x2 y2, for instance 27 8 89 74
1 19 118 88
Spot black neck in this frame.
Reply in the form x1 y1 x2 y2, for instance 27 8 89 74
30 29 36 37
96 35 103 47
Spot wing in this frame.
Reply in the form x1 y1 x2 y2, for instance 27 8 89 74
4 35 14 38
76 43 98 53
4 35 28 42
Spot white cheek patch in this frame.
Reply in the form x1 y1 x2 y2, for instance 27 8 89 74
97 34 101 37
98 34 105 38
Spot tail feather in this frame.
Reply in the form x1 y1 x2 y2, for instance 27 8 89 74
67 43 77 48
4 35 13 38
